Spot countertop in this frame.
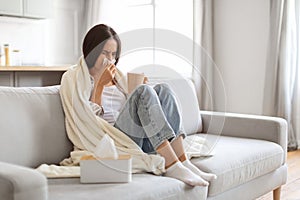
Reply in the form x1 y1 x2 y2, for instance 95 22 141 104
0 66 71 71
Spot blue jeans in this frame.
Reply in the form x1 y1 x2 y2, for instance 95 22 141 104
114 83 186 153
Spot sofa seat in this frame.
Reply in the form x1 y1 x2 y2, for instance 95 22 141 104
191 134 284 197
47 173 207 200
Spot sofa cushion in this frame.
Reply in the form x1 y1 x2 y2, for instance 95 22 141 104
191 134 284 197
0 86 72 167
150 78 202 135
48 174 207 200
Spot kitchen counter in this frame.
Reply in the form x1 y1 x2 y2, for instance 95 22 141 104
0 66 71 87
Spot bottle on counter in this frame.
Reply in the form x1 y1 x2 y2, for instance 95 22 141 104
4 44 10 66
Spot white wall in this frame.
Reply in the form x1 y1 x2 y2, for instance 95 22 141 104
45 0 84 65
0 17 47 65
0 0 83 66
213 0 269 115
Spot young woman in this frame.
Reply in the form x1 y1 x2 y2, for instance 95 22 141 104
66 24 216 186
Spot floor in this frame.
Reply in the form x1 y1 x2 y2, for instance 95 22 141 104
257 149 300 200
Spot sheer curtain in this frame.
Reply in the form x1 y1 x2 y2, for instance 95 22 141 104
263 0 299 150
193 0 214 111
81 0 102 42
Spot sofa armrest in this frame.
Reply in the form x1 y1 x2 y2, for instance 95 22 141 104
200 111 288 161
0 162 48 200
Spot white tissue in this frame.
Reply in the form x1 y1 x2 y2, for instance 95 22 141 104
94 134 118 159
102 57 116 66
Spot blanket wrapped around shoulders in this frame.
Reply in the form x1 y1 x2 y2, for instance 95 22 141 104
59 57 165 174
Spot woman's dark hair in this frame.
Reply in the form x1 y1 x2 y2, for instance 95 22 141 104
82 24 121 69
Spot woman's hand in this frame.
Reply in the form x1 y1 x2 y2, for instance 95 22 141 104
98 63 116 86
143 76 149 84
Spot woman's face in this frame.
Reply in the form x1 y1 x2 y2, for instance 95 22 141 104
93 38 118 71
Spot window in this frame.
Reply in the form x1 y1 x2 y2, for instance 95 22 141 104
99 0 193 78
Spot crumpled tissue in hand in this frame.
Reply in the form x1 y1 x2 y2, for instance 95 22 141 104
102 57 116 66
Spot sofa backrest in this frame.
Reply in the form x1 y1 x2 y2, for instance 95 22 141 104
150 78 202 135
0 86 73 168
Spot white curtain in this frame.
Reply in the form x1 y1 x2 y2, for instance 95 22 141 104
193 0 215 111
263 0 299 150
81 0 102 41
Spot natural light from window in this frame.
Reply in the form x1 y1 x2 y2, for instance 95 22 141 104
99 0 193 78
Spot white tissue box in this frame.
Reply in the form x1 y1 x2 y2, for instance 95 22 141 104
80 155 132 183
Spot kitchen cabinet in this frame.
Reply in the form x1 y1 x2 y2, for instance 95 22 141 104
23 0 52 19
14 71 65 87
0 0 22 17
0 66 69 87
0 0 52 19
0 72 14 86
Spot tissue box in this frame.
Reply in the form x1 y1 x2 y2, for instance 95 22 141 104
80 155 132 183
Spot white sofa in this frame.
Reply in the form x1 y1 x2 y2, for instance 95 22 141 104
0 78 287 200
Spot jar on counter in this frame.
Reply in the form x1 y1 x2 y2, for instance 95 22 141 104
11 49 22 66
